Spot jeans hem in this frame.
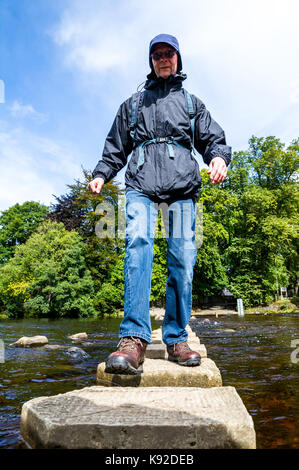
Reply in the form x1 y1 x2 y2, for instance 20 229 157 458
119 332 152 343
164 337 188 347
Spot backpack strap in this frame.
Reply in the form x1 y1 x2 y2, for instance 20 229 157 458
129 91 144 143
183 89 196 154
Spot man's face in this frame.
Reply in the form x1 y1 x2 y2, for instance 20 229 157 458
151 43 178 79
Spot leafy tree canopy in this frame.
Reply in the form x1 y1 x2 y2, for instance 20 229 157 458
0 201 49 264
0 220 96 318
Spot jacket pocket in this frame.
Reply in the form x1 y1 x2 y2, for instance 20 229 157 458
159 145 200 195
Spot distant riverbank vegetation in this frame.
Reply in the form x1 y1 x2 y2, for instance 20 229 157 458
0 135 298 319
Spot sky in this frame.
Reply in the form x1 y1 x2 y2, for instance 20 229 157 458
0 0 298 212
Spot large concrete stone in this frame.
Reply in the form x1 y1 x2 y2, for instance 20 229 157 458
97 357 221 387
20 386 256 449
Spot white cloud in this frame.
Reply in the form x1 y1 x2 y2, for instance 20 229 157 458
50 0 299 149
51 0 145 74
0 121 83 212
8 100 47 122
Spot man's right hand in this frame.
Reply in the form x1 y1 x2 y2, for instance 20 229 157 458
88 177 105 194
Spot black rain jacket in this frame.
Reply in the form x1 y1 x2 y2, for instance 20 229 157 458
92 72 231 202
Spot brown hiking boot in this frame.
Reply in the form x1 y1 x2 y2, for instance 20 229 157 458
105 336 148 375
167 341 201 366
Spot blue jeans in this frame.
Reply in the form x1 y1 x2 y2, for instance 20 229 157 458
119 189 197 345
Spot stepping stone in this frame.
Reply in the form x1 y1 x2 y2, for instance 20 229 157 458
151 338 163 344
20 386 256 449
188 338 201 345
152 330 162 337
185 343 206 357
96 358 221 387
151 329 200 344
146 343 206 360
146 343 166 359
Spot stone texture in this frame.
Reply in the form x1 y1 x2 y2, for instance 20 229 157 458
151 328 200 344
188 337 201 345
151 338 163 344
155 315 164 321
150 307 165 317
146 343 166 359
185 343 206 357
97 357 221 387
20 386 256 449
152 330 162 337
67 332 88 340
191 310 238 316
10 336 48 348
65 347 90 362
146 343 206 360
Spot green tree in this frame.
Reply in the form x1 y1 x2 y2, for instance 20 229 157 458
0 220 96 318
248 136 299 189
0 201 49 264
221 136 299 306
192 170 229 301
48 168 125 288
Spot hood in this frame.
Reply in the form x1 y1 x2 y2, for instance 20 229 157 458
149 33 182 74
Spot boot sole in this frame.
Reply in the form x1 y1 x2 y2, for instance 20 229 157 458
168 356 201 367
105 356 143 375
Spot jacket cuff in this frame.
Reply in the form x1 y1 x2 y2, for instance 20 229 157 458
92 172 107 182
209 145 232 167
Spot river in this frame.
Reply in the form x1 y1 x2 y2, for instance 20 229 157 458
0 313 298 449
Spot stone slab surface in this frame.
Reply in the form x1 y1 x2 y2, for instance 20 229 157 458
146 343 167 359
146 343 206 359
186 343 207 357
151 338 163 344
20 386 255 449
151 328 200 344
97 358 221 387
152 331 162 337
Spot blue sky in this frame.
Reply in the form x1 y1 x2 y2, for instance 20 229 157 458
0 0 298 211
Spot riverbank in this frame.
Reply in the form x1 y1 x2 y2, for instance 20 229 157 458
1 300 297 322
149 299 298 320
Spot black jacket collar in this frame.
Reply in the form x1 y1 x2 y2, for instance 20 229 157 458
144 72 187 91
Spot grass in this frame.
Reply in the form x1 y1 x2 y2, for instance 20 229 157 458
245 299 299 314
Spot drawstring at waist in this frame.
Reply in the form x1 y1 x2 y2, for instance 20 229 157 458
135 136 189 168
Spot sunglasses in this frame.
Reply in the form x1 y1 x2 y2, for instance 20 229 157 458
151 49 176 61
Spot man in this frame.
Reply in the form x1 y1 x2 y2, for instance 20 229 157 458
89 34 231 375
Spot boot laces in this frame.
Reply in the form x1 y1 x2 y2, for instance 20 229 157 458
117 336 144 352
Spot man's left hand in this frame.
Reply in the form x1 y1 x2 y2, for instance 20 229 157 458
207 157 228 185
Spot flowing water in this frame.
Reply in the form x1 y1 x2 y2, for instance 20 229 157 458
0 313 298 449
